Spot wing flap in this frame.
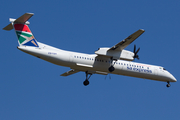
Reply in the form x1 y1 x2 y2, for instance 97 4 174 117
89 71 108 75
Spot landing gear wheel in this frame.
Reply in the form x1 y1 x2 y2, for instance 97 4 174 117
83 80 89 86
166 81 170 88
108 66 115 72
83 71 92 86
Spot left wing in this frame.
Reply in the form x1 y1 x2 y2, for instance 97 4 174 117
60 69 108 76
109 29 145 51
60 69 80 76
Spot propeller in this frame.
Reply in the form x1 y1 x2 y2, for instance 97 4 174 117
133 45 140 60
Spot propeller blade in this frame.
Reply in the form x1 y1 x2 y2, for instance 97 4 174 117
135 47 140 54
134 45 136 53
133 44 140 60
136 55 139 60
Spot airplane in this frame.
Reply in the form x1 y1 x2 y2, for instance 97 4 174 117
3 13 177 87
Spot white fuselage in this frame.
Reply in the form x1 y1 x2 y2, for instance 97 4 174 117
17 42 177 83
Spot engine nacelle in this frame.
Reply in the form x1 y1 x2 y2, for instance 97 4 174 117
95 47 134 61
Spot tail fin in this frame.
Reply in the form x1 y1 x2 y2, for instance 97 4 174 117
3 13 39 47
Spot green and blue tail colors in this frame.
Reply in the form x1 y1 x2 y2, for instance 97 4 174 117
14 23 39 47
3 13 39 47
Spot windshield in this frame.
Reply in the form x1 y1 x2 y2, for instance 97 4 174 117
163 68 167 71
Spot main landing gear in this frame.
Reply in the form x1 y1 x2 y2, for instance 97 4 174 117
108 66 115 72
108 57 117 72
166 81 171 88
83 71 92 86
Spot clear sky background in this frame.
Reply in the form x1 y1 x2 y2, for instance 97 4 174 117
1 0 180 120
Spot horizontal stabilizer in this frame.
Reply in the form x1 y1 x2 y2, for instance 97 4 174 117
3 23 13 31
3 13 34 31
15 13 34 23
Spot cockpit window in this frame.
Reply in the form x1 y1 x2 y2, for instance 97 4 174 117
163 68 167 70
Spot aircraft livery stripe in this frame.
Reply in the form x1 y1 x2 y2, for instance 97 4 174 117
14 24 31 32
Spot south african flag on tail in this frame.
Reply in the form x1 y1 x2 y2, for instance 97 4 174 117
14 23 39 47
3 13 39 47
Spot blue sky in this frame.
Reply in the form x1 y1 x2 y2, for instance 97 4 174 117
1 0 180 120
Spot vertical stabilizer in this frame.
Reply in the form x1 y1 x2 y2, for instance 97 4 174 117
14 23 39 47
3 13 39 47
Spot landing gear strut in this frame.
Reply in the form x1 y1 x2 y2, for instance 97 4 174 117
108 57 117 72
83 71 92 86
166 81 171 88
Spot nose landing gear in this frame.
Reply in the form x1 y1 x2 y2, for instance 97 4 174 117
166 81 171 87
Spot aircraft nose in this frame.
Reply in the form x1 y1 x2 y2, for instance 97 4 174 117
169 73 177 82
172 76 177 82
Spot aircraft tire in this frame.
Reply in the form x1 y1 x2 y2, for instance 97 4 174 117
83 80 89 86
166 83 170 88
108 66 115 72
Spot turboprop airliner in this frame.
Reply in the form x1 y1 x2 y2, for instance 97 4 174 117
3 13 177 87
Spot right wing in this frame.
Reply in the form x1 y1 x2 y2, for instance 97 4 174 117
108 29 145 51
